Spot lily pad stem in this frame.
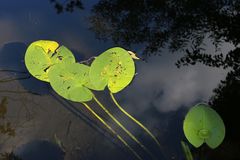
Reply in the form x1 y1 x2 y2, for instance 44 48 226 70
81 102 142 160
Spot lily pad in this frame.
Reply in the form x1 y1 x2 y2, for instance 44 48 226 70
89 47 135 93
48 63 92 102
25 40 75 82
183 103 225 149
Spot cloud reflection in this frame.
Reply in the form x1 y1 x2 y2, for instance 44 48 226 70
119 52 228 113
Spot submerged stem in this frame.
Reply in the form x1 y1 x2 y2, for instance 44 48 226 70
109 92 161 148
181 141 194 160
81 102 142 160
92 94 155 159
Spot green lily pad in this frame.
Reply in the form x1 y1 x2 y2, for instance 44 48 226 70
89 47 135 93
48 63 93 102
25 40 75 82
183 103 225 149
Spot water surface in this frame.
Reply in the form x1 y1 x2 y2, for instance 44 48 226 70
0 1 239 160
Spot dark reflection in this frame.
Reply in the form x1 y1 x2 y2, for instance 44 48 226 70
201 68 240 160
0 97 15 137
89 0 240 57
0 152 22 160
49 0 84 13
176 46 240 69
210 69 240 138
13 140 65 160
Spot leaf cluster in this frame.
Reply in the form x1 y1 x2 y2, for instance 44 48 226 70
25 40 136 102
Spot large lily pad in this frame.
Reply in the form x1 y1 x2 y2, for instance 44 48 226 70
48 63 93 102
183 103 225 149
89 47 135 93
25 40 75 82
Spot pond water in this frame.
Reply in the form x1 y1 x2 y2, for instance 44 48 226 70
0 1 240 160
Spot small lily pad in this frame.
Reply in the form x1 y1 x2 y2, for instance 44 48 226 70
25 40 75 82
89 47 135 93
48 63 92 102
183 103 225 149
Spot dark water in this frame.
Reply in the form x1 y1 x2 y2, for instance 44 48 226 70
0 0 240 160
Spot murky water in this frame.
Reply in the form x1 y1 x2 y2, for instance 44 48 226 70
1 1 240 160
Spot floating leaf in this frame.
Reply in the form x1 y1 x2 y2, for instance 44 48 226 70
183 103 225 149
48 63 92 102
25 40 75 82
89 47 135 93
